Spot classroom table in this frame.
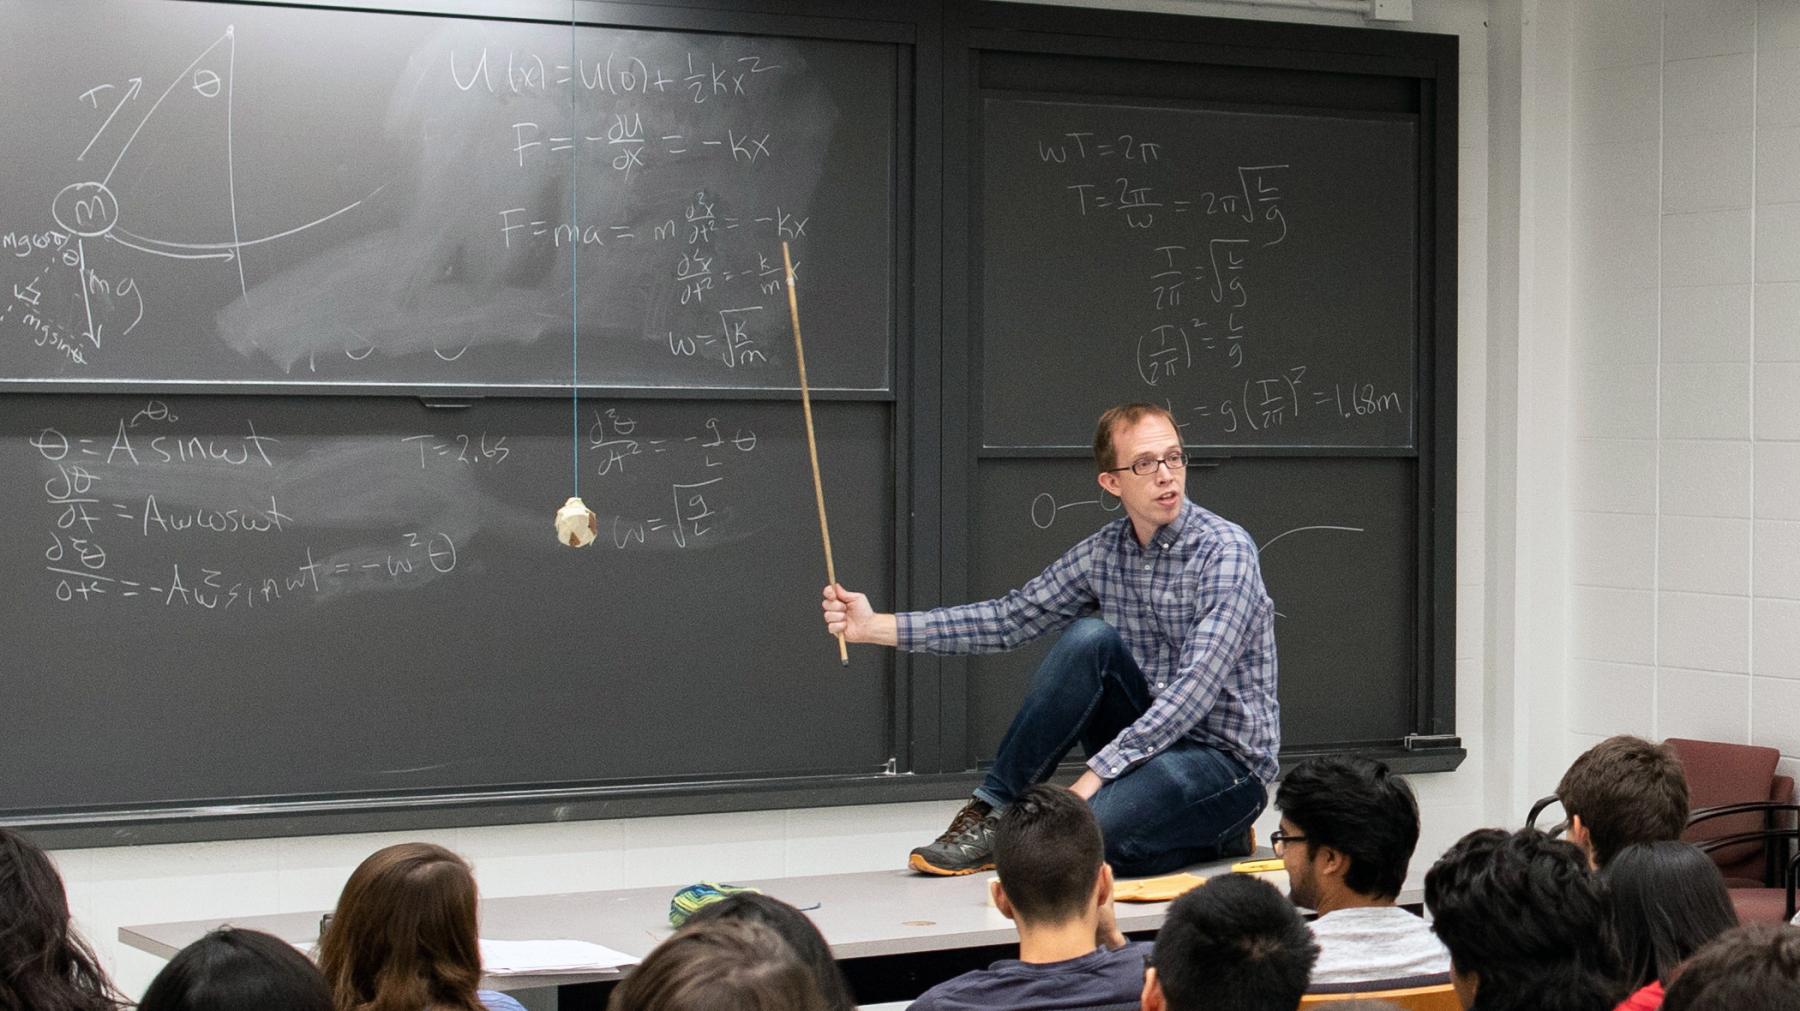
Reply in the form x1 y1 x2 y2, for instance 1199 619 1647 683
121 853 1287 1006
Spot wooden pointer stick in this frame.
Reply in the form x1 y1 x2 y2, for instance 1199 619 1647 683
783 241 849 667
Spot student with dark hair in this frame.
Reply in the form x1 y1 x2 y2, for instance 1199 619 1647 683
317 842 525 1011
1605 842 1739 1011
0 827 126 1011
908 785 1144 1011
138 927 333 1011
1556 736 1689 869
1659 923 1800 1011
1143 873 1318 1011
1273 756 1449 984
607 918 829 1011
682 893 855 1011
1424 828 1626 1011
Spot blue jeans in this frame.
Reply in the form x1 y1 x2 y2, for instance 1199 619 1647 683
973 618 1267 877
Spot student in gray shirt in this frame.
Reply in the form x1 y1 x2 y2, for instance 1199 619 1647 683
1273 756 1450 986
909 785 1146 1011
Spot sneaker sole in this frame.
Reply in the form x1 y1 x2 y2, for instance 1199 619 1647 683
908 852 994 876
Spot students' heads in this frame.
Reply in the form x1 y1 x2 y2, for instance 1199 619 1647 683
991 784 1108 927
1425 828 1624 1011
606 917 830 1011
1273 756 1419 910
1556 735 1689 869
0 828 124 1011
1605 841 1738 991
681 893 855 1011
1144 873 1318 1011
317 841 485 1011
1660 924 1800 1011
138 927 332 1011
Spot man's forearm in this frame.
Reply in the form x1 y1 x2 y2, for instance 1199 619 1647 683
859 612 899 647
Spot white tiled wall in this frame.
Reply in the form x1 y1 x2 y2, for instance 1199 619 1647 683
49 1 1500 1002
1569 660 1657 738
1568 1 1800 774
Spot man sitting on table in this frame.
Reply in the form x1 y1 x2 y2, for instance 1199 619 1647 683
1273 755 1449 984
907 784 1145 1011
824 403 1277 877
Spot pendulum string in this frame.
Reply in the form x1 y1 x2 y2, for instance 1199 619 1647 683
568 6 580 498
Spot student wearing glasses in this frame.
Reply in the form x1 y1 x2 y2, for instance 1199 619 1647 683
823 402 1277 877
1271 756 1450 985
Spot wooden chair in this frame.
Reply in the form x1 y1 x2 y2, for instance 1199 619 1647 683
1300 981 1461 1009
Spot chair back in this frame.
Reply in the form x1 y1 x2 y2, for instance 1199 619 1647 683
1667 737 1790 884
1526 793 1567 836
1299 982 1460 1010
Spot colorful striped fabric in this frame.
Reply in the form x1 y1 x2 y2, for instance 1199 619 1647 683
668 881 762 926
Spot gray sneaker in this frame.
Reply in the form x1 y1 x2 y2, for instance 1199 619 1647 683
908 799 998 876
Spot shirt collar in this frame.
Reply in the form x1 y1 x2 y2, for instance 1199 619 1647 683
1123 499 1196 553
1162 498 1196 543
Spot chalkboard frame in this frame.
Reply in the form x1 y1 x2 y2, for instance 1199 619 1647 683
935 3 1461 775
4 0 1464 850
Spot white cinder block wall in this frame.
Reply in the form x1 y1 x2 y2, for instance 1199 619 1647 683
1567 1 1800 782
46 0 1499 1000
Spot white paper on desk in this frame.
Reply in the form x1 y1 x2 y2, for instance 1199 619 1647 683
480 938 637 975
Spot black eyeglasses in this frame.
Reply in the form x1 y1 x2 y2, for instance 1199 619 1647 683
1106 449 1188 477
1269 829 1308 855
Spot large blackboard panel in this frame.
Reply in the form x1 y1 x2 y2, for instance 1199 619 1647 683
0 1 1463 845
980 97 1416 449
0 393 893 815
0 0 894 390
945 3 1457 781
966 458 1417 759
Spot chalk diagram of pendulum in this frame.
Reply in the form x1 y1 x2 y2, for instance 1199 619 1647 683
12 26 380 365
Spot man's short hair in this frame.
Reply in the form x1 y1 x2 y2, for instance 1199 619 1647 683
1425 828 1625 1011
1151 873 1318 1011
993 784 1104 924
1092 403 1178 472
1556 735 1688 867
1274 756 1419 900
1661 924 1800 1011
